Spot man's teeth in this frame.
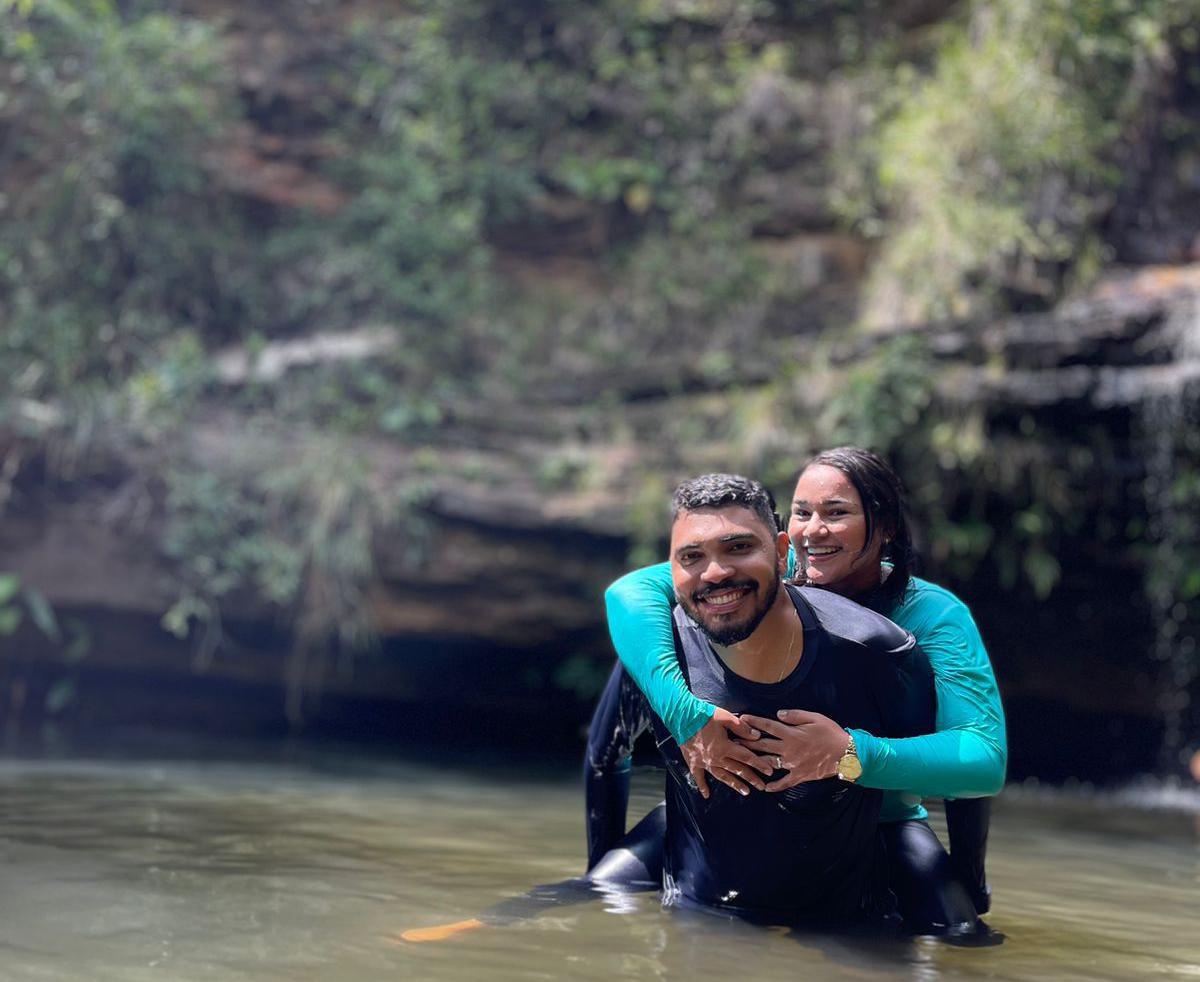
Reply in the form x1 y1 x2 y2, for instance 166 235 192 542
703 590 745 605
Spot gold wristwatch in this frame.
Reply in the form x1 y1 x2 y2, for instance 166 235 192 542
835 731 862 783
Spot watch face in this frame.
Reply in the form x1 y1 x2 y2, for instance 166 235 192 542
838 755 863 782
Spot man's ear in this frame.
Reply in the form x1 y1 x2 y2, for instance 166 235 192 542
776 531 790 568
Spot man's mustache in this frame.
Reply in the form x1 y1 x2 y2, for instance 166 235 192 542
692 579 759 603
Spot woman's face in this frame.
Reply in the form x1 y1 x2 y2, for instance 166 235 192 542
787 463 884 598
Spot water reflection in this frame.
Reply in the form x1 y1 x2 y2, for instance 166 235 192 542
0 755 1196 981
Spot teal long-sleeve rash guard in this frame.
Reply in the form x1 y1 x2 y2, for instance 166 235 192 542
604 560 1008 821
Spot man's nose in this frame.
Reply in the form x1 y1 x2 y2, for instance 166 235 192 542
700 559 734 582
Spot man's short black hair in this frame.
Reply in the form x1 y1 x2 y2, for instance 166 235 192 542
671 473 780 535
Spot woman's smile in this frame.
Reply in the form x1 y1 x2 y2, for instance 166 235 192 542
789 464 882 597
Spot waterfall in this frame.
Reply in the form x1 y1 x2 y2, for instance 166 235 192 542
1141 289 1200 778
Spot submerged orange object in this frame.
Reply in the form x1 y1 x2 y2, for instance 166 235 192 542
396 918 486 943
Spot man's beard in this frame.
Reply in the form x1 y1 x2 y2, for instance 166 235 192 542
679 569 780 646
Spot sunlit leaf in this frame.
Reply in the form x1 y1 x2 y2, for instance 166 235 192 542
22 586 60 641
44 678 76 715
0 574 21 605
0 607 23 635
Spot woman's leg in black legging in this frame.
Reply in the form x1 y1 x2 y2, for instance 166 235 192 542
880 819 978 934
585 801 666 887
944 797 992 914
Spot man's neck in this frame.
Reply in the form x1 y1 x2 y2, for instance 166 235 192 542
711 588 804 683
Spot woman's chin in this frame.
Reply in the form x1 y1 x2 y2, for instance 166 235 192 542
806 567 856 594
805 567 835 587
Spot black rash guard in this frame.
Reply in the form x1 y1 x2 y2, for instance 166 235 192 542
588 583 936 925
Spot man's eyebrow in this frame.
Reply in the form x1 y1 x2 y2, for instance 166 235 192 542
674 532 759 555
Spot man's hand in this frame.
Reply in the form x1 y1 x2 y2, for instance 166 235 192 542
680 708 772 798
736 710 849 791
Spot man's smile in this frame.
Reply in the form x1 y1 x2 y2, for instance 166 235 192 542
694 582 756 614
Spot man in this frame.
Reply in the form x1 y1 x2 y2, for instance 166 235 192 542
402 472 936 943
586 473 936 924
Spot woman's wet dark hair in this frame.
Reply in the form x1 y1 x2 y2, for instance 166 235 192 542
799 446 916 611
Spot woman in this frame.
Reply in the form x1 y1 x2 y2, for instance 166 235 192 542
592 447 1007 931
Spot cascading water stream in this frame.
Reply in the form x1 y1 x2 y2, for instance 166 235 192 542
1140 289 1200 779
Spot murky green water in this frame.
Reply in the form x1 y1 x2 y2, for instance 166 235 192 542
0 754 1197 981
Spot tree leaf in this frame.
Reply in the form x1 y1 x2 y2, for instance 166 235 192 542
0 607 23 635
44 678 76 716
22 587 60 641
0 574 21 605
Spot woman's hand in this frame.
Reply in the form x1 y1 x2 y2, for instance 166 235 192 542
737 710 849 791
680 708 772 798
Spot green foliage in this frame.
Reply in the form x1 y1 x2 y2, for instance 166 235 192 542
0 1 254 406
815 334 936 451
3 0 1197 714
537 449 592 491
160 435 385 690
268 11 525 381
755 333 1105 599
843 0 1200 323
1144 408 1200 615
625 471 673 567
0 0 824 420
279 0 790 391
0 572 60 639
124 332 211 433
0 573 22 635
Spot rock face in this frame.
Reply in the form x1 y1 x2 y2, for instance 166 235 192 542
2 265 1197 782
1 1 1198 783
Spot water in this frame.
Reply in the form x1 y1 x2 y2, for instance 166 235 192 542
0 754 1197 981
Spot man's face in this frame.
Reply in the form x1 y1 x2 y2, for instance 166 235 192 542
670 505 788 646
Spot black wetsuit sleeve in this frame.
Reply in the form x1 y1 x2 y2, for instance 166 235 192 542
872 635 937 738
583 663 653 869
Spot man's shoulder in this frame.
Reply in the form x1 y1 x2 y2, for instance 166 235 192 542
789 583 913 652
671 603 698 632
